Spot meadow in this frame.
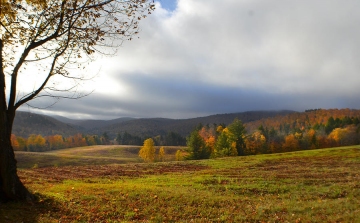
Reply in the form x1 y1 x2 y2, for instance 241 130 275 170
1 145 359 222
14 145 182 168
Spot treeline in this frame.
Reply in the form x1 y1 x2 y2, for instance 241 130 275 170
11 133 109 152
115 131 186 146
245 116 360 154
11 131 186 152
186 116 360 159
186 119 246 159
246 108 360 133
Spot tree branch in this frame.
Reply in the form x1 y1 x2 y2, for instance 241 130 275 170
7 1 67 111
4 0 154 111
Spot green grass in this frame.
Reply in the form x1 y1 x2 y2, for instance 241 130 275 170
2 145 360 222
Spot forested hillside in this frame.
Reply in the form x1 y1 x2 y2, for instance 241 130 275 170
12 109 360 153
186 108 360 159
90 110 295 138
245 108 360 133
14 110 294 138
247 108 360 152
13 112 79 137
53 116 136 130
11 110 294 152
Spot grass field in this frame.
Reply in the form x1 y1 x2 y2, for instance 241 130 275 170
14 145 183 168
1 145 360 222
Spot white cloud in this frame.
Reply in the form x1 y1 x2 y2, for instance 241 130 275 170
19 0 360 119
114 0 360 92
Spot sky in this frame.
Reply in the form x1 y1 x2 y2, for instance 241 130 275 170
21 0 360 120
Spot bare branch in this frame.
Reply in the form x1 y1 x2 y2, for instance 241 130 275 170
2 0 155 112
7 1 67 110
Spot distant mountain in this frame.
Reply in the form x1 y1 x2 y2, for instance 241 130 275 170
13 112 79 137
12 109 360 141
51 115 135 130
50 115 82 125
13 110 296 138
89 110 296 138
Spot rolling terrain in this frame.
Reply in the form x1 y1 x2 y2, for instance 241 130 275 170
13 112 79 137
52 116 136 130
89 110 295 137
14 110 295 138
3 145 360 222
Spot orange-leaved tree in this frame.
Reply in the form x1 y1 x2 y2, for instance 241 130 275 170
47 134 65 150
26 134 46 152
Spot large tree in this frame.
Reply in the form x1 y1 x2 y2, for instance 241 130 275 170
0 0 154 201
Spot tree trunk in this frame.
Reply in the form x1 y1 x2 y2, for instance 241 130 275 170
0 111 32 202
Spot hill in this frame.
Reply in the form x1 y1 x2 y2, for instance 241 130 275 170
13 110 295 138
13 111 79 137
89 110 295 138
13 109 360 141
52 115 135 130
245 108 360 133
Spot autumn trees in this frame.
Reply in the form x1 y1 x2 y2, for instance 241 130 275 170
138 138 167 162
0 0 154 201
139 138 155 162
185 112 360 160
10 132 123 152
187 129 209 159
187 119 247 159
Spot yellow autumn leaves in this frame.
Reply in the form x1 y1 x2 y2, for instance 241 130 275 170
0 0 47 20
138 138 165 162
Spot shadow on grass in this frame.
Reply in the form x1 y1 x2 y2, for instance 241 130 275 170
0 193 64 223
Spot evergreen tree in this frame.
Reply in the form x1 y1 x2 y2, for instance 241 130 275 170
187 130 209 159
115 133 122 145
101 132 110 145
227 118 246 156
215 128 236 157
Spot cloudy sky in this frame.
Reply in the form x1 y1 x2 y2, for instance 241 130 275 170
23 0 360 120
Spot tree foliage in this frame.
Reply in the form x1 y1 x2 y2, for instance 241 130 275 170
186 129 209 160
185 113 360 160
26 134 46 151
213 128 232 157
47 134 65 150
139 138 155 162
227 118 246 155
0 0 155 201
158 146 165 162
175 149 183 161
1 0 155 110
245 131 266 155
10 134 19 150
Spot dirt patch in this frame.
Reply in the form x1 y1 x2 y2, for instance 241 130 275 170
18 163 209 183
